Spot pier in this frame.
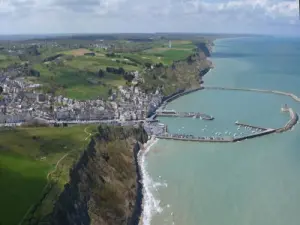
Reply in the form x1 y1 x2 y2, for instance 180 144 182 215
157 129 277 143
235 122 268 131
156 110 214 120
157 134 234 143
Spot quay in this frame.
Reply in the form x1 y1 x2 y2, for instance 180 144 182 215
157 134 233 143
235 122 268 131
156 110 214 120
233 129 276 142
157 128 277 143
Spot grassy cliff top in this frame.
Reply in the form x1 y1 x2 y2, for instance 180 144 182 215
0 125 97 225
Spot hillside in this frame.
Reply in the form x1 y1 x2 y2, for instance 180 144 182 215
140 45 212 95
50 124 148 225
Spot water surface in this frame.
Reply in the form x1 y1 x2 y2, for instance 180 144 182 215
145 37 300 225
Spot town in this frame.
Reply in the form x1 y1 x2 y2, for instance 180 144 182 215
0 72 163 125
0 35 212 129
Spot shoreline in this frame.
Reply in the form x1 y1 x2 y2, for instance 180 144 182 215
137 136 159 225
137 42 214 225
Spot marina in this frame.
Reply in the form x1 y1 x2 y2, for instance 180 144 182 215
155 106 298 143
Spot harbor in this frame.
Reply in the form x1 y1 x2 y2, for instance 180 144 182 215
154 106 298 143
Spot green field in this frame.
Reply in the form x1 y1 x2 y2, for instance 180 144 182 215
64 55 139 72
2 40 198 99
0 125 96 225
0 54 21 68
33 62 126 100
142 40 196 65
29 48 146 99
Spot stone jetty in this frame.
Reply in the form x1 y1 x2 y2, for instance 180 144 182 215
156 110 214 120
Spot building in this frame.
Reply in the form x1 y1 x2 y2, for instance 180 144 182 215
37 94 46 103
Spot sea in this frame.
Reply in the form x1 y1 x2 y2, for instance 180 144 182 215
140 36 300 225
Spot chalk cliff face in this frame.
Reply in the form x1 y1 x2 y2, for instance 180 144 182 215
50 125 148 225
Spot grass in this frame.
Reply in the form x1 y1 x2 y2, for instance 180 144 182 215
142 40 195 65
0 153 49 225
65 84 111 100
0 54 21 68
62 48 93 56
33 63 123 100
65 55 139 72
31 42 196 99
32 48 140 100
159 49 194 64
0 125 97 225
143 48 193 64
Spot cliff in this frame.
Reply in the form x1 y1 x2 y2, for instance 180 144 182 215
50 124 148 225
140 45 212 96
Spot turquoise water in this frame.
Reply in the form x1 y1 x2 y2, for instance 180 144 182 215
144 37 300 225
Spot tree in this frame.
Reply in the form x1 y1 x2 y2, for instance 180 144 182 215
123 73 134 82
98 69 105 78
108 88 113 96
0 86 3 94
145 62 152 68
118 67 125 74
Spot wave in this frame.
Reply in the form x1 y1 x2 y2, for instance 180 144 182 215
138 137 165 225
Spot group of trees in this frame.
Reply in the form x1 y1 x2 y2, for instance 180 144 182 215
28 69 40 77
97 67 135 82
43 54 64 62
106 67 125 75
105 53 121 58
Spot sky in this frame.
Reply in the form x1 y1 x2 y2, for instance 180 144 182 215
0 0 299 35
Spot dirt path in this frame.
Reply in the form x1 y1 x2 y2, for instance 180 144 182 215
84 127 92 141
18 126 93 225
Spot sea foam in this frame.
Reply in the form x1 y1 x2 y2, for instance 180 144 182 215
138 137 165 225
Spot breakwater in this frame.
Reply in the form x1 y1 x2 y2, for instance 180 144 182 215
159 87 204 110
156 111 214 120
276 108 298 133
204 86 300 103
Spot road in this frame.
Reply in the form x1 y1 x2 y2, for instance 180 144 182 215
0 119 147 127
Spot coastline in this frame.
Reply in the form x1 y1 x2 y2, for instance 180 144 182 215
137 43 214 225
137 136 160 225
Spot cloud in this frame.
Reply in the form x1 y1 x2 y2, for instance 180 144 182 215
0 0 299 34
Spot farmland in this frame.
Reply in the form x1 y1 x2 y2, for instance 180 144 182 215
0 54 21 68
2 38 200 100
